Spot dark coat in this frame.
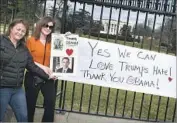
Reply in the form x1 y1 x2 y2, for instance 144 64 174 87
57 68 73 73
0 35 49 87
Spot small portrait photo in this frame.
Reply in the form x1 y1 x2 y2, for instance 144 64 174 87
53 56 74 73
53 38 63 50
53 57 60 72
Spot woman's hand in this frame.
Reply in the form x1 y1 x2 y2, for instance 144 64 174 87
35 62 52 75
49 74 57 80
42 66 52 75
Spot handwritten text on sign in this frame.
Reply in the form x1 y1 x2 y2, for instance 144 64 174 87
55 36 176 98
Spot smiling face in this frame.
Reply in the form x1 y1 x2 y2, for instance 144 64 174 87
33 17 55 41
62 58 70 69
41 22 54 36
9 23 26 42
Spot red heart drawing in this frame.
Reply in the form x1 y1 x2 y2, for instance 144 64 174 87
66 49 73 56
168 77 172 82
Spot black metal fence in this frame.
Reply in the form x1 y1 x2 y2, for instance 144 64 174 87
0 0 176 122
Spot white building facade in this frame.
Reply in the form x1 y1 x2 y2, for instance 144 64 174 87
100 19 133 35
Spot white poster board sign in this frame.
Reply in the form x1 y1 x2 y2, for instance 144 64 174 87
50 33 176 98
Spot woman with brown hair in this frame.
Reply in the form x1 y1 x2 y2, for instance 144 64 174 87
0 19 51 122
24 16 56 122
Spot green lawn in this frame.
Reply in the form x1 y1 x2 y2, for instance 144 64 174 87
36 81 176 121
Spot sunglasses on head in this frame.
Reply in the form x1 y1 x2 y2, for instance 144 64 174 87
44 24 54 30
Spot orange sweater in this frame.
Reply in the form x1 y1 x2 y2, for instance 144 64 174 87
26 37 51 67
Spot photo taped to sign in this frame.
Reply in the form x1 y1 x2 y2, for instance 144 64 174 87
53 56 74 74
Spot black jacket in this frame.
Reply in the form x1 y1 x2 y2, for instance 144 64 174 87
0 35 49 87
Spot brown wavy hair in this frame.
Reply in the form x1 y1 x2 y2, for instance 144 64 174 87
33 16 55 42
6 19 29 41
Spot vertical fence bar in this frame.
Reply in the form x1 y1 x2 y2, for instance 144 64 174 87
139 93 145 119
149 0 152 10
61 0 68 33
82 2 86 33
157 15 165 52
140 12 148 49
88 4 95 38
79 84 85 112
0 0 1 33
115 8 121 43
32 0 38 34
130 92 136 118
160 0 164 11
147 95 153 120
43 0 47 16
163 0 168 12
11 1 15 21
54 80 58 109
172 100 176 122
96 87 102 114
97 0 104 40
166 16 174 54
62 81 67 110
123 9 130 45
128 0 131 5
131 10 139 47
59 80 64 110
156 1 160 10
14 0 18 18
105 88 110 115
155 96 161 121
143 0 146 7
172 0 176 13
140 0 143 8
71 82 76 111
113 89 119 116
71 0 77 33
22 0 25 19
146 0 150 9
106 0 113 41
0 0 2 33
173 28 176 56
2 0 8 34
24 0 27 19
119 0 123 5
122 91 128 117
149 14 157 50
88 85 93 113
164 97 169 121
52 0 57 18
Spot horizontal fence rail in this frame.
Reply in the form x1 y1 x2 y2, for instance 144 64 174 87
70 0 176 16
